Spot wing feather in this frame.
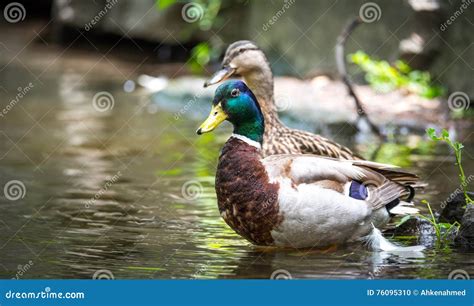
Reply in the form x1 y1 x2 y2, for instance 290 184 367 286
262 154 419 210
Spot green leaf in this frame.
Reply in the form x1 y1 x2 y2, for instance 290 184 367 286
189 42 211 73
437 223 452 230
156 0 177 10
441 129 450 139
426 128 438 141
349 51 444 98
157 168 183 176
396 215 412 227
126 266 165 271
395 60 411 74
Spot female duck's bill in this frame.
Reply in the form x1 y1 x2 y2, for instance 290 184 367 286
203 66 236 88
203 41 261 87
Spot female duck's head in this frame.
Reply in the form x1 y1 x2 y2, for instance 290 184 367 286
197 80 264 143
203 41 274 106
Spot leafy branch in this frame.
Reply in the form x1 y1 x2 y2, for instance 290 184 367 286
419 200 459 245
427 128 474 206
349 51 445 99
397 200 460 248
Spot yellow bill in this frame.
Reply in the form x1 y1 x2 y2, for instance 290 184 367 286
196 103 227 134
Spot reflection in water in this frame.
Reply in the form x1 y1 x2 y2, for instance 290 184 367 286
0 62 473 280
44 71 158 278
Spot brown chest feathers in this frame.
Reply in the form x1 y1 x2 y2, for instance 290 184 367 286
215 137 282 245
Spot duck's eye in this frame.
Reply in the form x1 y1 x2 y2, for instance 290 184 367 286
230 88 240 97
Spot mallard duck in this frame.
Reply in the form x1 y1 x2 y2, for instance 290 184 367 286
204 40 360 159
197 80 421 250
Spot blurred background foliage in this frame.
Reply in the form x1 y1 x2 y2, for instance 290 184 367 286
42 0 474 103
349 51 445 99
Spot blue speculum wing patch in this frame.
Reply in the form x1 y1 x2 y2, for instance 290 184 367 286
350 181 401 211
349 181 368 200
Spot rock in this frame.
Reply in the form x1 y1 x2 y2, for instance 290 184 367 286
438 192 473 223
390 217 437 247
390 191 474 249
455 204 474 249
438 191 474 249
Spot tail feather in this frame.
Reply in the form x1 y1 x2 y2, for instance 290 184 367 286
388 201 420 215
363 226 425 252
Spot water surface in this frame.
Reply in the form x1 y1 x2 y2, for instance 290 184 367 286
0 58 473 280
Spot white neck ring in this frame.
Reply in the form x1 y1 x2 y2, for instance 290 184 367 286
231 134 261 149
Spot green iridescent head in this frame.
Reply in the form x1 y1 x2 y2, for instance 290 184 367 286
197 80 264 143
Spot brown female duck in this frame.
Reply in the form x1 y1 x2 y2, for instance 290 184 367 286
204 40 360 159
